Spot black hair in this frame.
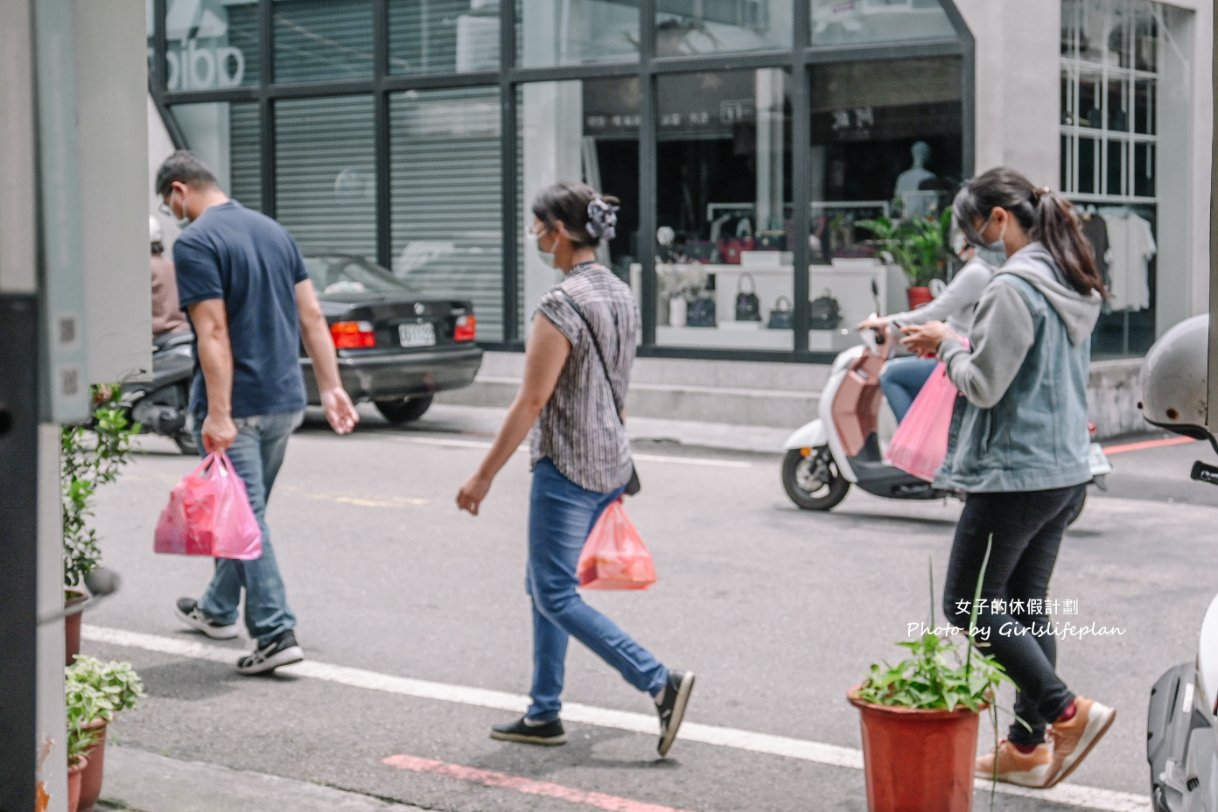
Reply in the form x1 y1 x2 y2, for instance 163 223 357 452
530 181 620 248
155 150 219 198
953 167 1106 297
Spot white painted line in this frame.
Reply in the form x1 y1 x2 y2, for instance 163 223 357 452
85 625 1148 812
396 437 753 469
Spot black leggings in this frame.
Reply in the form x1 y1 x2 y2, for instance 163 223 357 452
943 485 1085 746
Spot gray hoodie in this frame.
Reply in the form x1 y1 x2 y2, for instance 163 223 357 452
934 243 1102 492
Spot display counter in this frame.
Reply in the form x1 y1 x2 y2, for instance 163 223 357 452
628 259 910 352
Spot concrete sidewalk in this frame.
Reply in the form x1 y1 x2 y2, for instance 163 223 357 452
395 401 794 457
99 746 426 812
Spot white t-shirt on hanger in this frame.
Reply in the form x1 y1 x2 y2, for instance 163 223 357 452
1102 212 1155 311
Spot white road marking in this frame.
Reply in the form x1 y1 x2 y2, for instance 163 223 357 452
396 436 753 469
85 625 1149 812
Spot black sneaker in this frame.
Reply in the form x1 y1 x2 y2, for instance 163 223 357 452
174 598 239 640
489 716 567 746
236 630 304 675
656 670 696 757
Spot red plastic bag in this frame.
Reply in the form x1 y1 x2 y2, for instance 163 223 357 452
886 362 959 482
154 452 262 560
577 500 657 591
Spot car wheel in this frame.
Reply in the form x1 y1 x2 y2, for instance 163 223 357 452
375 395 434 425
782 447 850 511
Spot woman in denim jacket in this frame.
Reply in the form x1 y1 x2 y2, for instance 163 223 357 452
903 168 1113 790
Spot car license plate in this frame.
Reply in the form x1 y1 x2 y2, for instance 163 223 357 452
1087 442 1112 477
398 323 435 348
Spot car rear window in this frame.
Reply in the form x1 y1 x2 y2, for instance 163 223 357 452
304 256 420 296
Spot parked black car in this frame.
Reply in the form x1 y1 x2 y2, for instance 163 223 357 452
302 254 482 424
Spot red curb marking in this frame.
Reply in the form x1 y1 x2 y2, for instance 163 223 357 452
1103 436 1196 456
382 754 696 812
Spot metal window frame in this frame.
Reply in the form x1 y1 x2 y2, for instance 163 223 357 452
149 0 973 359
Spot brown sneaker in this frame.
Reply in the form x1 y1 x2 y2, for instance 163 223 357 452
975 740 1053 788
1045 697 1116 787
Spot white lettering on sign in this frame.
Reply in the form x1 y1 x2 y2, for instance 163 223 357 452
155 41 246 91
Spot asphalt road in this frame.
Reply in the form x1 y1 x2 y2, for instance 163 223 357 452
84 408 1218 812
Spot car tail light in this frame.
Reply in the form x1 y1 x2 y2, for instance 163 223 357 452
454 314 477 342
331 321 376 349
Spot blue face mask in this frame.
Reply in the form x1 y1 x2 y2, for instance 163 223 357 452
975 245 1007 267
978 215 1008 263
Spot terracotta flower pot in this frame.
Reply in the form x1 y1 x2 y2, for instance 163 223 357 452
65 589 87 666
907 286 934 309
67 754 88 812
848 687 982 812
77 719 107 812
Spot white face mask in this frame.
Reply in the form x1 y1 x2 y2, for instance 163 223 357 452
980 214 1008 262
162 188 192 229
533 227 557 268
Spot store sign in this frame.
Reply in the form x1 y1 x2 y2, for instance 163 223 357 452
149 0 248 91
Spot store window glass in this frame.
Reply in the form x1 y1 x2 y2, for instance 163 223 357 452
1061 0 1179 356
171 101 263 212
808 57 962 350
273 0 373 84
275 96 376 257
516 79 640 334
655 1 792 56
516 0 639 68
656 70 792 351
811 0 957 48
388 0 499 75
157 0 260 91
390 88 505 341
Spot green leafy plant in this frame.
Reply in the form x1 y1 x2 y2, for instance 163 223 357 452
857 209 954 287
64 680 106 767
62 384 139 589
856 535 1027 810
65 656 144 722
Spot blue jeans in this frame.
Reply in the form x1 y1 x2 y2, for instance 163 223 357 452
193 411 303 647
881 356 938 423
525 459 668 722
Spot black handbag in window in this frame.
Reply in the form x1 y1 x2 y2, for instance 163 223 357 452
767 295 793 330
735 273 761 322
809 289 842 330
687 293 717 327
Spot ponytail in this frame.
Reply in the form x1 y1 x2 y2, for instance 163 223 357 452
953 168 1106 297
1033 186 1105 297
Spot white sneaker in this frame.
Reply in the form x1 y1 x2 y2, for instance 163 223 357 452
1046 697 1116 787
175 598 239 640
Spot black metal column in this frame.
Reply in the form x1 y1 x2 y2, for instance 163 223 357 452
0 294 40 812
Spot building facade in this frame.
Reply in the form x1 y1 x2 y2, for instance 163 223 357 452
146 0 1212 372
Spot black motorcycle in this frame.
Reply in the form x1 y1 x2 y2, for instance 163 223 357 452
121 332 195 454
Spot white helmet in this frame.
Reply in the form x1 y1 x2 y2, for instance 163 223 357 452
1140 314 1211 443
149 215 163 246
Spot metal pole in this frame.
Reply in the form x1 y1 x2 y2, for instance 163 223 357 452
1209 5 1218 435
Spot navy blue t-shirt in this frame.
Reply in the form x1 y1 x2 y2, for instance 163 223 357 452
173 201 309 419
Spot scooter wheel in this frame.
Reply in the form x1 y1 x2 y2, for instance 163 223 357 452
174 431 197 456
1066 488 1087 526
782 447 850 511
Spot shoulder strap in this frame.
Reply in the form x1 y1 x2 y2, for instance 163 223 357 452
557 289 625 425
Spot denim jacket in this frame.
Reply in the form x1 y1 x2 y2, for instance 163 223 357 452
933 244 1102 493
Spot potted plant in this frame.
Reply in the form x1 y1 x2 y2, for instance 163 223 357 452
848 539 1016 812
66 656 144 812
65 679 106 812
858 210 953 309
61 384 139 664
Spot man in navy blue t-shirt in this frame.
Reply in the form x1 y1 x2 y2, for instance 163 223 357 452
156 150 359 675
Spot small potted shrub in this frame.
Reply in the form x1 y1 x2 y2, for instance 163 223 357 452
857 210 953 309
61 384 138 664
848 541 1015 812
66 656 144 812
65 679 106 812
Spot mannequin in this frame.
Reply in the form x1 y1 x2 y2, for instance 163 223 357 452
894 141 937 218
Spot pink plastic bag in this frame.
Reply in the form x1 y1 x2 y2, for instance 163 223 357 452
154 452 262 560
577 500 657 591
886 363 959 482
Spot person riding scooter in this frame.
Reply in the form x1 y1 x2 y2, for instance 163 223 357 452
857 234 1000 422
1143 314 1218 812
